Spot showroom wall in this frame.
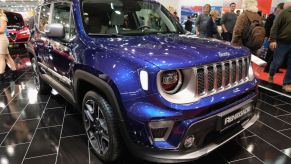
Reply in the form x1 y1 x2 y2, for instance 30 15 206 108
272 0 285 6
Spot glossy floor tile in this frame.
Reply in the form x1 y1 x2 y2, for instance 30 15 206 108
1 69 291 164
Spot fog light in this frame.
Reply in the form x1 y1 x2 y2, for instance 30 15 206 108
148 120 174 141
184 135 195 149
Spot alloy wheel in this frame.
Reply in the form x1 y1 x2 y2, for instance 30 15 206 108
83 99 110 155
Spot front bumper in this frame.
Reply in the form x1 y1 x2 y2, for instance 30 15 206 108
125 95 259 163
8 33 30 44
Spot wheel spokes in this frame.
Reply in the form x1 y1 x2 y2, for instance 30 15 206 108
101 132 109 142
84 98 110 155
86 100 94 113
84 108 94 122
99 118 108 132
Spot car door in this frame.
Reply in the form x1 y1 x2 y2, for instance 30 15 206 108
46 2 77 88
33 4 52 68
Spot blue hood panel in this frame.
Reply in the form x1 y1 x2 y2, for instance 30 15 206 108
95 34 251 70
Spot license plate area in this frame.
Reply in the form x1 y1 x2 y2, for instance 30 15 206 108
216 103 254 132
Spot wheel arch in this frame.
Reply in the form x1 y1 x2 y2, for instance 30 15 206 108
26 45 36 59
74 69 124 122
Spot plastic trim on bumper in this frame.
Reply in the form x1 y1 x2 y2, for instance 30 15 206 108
126 96 259 163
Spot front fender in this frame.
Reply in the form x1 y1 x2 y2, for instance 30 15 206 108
76 46 160 102
73 69 124 121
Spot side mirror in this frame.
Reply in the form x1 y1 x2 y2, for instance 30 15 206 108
44 23 65 38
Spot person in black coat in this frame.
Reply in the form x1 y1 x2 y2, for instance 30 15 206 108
184 16 193 33
206 10 221 39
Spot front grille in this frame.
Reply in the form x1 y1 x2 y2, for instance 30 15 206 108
224 63 230 86
238 60 243 81
207 66 214 92
231 61 237 83
10 33 17 40
197 68 205 94
15 38 29 42
195 57 250 97
216 65 222 88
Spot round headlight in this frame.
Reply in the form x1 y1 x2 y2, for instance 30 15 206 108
160 70 182 94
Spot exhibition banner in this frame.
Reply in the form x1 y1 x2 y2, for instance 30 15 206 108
257 0 272 14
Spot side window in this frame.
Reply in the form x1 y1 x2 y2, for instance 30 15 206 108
69 12 76 39
34 6 40 29
52 2 75 41
39 4 51 32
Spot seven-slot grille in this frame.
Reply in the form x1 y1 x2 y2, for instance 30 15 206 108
195 57 250 96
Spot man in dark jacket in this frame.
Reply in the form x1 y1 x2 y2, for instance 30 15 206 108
221 2 237 41
265 3 284 37
269 3 291 92
264 3 284 72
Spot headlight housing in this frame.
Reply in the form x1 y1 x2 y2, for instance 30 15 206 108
160 70 183 94
20 29 30 34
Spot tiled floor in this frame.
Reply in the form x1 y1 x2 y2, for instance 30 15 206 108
1 69 291 164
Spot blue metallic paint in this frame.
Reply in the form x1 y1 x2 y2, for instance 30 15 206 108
123 79 257 148
32 0 258 156
70 0 257 150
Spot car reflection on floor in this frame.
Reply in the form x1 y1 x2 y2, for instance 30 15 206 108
1 83 32 147
8 43 31 71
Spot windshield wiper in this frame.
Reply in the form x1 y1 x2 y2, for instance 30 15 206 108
147 31 179 35
88 33 123 37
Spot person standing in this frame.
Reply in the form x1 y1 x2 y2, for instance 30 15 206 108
206 10 221 39
195 4 211 38
268 2 291 92
173 11 179 22
0 9 17 82
231 0 264 50
221 2 237 41
184 16 193 33
264 3 284 72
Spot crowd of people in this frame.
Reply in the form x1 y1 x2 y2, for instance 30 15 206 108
181 0 291 92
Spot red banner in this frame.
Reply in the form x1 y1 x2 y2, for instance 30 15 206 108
257 0 273 14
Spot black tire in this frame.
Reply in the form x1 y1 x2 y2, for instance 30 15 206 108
82 91 121 162
31 57 51 94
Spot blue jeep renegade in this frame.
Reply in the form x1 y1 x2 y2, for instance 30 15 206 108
27 0 259 163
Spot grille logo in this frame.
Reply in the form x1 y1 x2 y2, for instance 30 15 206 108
218 52 231 57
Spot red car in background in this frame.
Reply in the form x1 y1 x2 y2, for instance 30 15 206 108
5 11 30 44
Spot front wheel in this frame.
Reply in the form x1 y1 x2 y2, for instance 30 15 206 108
82 91 121 162
31 57 51 94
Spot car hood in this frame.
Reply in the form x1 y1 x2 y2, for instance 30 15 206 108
94 34 251 70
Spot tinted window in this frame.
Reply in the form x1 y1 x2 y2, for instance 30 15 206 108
81 0 183 36
34 6 41 29
39 4 51 32
52 2 76 40
6 13 24 27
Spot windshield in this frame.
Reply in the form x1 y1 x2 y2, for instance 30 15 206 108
5 13 24 27
81 0 183 36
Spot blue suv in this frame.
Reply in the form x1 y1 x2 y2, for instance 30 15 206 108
27 0 259 163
